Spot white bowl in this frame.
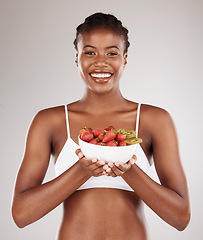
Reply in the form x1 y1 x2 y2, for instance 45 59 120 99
78 137 138 163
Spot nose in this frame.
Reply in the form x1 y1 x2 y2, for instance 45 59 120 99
94 54 109 67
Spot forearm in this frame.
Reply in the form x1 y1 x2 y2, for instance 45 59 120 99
122 164 190 231
12 161 90 228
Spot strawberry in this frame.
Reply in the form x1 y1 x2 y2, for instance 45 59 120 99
106 140 118 146
89 139 98 145
105 126 116 131
79 128 89 137
92 128 105 138
98 132 106 141
80 131 94 142
115 132 127 142
118 140 127 146
102 131 116 143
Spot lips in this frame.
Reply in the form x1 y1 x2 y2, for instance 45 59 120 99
91 73 112 78
90 72 113 83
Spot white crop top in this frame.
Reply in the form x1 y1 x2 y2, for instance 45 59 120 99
54 103 150 192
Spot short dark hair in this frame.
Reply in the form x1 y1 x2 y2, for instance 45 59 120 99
73 12 130 53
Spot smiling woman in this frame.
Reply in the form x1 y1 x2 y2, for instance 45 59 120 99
12 12 190 240
75 28 127 92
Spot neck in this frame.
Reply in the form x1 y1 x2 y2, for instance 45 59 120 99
79 87 128 114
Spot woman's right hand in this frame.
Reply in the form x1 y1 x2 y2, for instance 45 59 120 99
75 149 108 177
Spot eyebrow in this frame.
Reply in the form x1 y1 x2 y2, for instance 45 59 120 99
106 46 120 50
83 45 120 50
83 45 96 49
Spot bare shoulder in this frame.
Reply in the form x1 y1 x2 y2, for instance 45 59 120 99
141 104 170 117
34 105 65 125
140 104 175 138
141 104 172 124
27 105 68 139
36 105 65 119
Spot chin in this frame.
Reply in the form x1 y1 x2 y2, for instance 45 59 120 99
90 84 118 95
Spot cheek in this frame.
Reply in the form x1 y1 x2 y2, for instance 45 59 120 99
78 60 88 73
79 55 91 69
113 59 125 73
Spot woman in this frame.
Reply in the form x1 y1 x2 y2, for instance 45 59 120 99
12 13 190 240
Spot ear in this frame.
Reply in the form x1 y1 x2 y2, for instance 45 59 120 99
75 52 78 66
123 53 128 68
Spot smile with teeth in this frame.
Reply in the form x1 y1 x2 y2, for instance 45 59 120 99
90 73 112 79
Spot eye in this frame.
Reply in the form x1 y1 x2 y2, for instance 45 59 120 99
85 51 95 56
107 52 118 56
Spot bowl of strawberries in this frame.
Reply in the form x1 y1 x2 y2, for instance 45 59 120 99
78 126 142 163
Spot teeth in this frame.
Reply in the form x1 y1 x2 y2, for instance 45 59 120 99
91 73 112 78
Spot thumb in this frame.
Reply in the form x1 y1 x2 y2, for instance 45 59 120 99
129 155 137 164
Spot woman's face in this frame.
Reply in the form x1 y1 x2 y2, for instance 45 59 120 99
76 28 127 94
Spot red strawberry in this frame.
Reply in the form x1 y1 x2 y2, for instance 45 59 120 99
79 128 89 137
102 131 116 143
92 128 105 138
89 139 98 145
115 132 127 142
81 131 93 142
106 140 118 146
98 132 106 141
118 140 127 146
105 126 116 131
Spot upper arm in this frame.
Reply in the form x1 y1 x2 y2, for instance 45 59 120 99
14 110 52 195
150 108 189 199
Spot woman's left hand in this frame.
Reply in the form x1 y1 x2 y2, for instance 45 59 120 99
104 155 137 177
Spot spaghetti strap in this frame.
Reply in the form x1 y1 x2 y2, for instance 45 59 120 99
64 105 70 138
135 103 141 137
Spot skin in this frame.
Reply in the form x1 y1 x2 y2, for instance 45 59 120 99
12 28 190 240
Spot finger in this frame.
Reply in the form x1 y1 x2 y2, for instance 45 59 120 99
106 162 123 176
106 167 117 177
111 164 124 176
75 149 84 159
124 161 133 171
114 162 127 172
133 155 137 161
129 155 137 164
88 161 107 176
103 164 109 171
111 162 132 176
106 162 118 177
89 159 105 168
108 162 114 168
87 159 105 171
79 157 96 167
102 164 111 176
92 166 107 176
79 158 106 177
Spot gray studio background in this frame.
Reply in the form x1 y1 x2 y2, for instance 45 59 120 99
1 0 203 239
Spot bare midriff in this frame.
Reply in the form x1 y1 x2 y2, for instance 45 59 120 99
57 188 147 240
